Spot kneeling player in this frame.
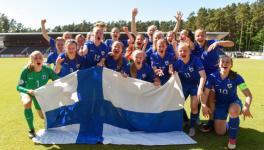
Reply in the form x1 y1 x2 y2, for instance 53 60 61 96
201 55 253 149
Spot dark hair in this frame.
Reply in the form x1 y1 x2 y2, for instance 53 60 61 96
65 39 79 63
186 29 194 42
219 55 237 80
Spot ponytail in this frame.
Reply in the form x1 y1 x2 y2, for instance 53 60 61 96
130 62 137 78
228 70 237 80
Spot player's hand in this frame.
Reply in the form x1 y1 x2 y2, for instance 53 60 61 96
197 88 204 101
97 62 105 67
122 26 129 33
121 72 128 78
56 57 64 64
242 106 253 120
108 52 114 56
41 19 46 25
172 39 177 49
174 11 183 22
132 8 138 17
202 104 211 118
208 42 219 52
154 69 164 77
28 89 35 96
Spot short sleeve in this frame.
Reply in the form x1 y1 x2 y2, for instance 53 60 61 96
173 61 180 72
49 38 56 48
47 66 59 81
205 74 214 89
235 74 245 86
194 57 204 71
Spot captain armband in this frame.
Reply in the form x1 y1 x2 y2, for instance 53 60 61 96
239 83 248 90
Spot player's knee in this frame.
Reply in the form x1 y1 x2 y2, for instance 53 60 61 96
229 104 241 118
191 105 198 113
23 101 32 109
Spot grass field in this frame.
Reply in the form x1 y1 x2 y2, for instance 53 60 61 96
0 58 263 150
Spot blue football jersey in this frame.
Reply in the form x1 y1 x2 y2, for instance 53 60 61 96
105 55 127 72
205 71 245 104
174 55 204 85
84 41 109 68
124 63 155 83
57 53 85 77
150 52 174 85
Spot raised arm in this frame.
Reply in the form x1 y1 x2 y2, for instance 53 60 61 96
41 19 51 42
217 40 235 48
131 8 138 36
122 26 134 44
54 57 64 74
208 40 235 52
172 11 183 35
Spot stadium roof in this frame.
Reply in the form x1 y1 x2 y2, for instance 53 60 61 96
0 32 229 39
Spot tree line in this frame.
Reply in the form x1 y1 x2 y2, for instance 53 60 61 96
0 0 263 51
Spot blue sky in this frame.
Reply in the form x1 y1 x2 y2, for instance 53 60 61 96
0 0 255 29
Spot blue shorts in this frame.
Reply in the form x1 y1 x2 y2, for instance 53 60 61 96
182 84 198 100
214 99 243 120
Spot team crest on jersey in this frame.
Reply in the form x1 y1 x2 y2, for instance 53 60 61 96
142 73 147 79
227 83 233 89
18 80 24 85
188 66 194 72
165 61 169 66
42 75 46 80
76 64 80 69
70 68 74 73
101 51 105 55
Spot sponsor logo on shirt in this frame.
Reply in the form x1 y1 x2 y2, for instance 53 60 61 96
18 80 24 85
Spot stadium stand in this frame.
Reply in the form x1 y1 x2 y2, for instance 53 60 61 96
0 32 229 57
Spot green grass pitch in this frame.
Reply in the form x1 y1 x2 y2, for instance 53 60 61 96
0 58 263 150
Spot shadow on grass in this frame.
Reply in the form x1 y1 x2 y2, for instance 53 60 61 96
35 127 264 150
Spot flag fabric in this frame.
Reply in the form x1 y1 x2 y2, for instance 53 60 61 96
33 67 196 145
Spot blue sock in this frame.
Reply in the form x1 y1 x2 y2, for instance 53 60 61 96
228 117 240 139
208 119 214 127
190 113 199 128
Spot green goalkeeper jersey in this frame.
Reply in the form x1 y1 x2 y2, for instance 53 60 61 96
16 65 58 94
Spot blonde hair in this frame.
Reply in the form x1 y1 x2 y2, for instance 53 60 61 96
62 31 72 40
27 51 43 71
178 41 190 49
55 36 64 42
147 25 157 32
75 34 85 41
111 27 120 33
111 41 124 69
195 29 206 37
94 21 107 31
153 31 164 50
130 50 144 78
